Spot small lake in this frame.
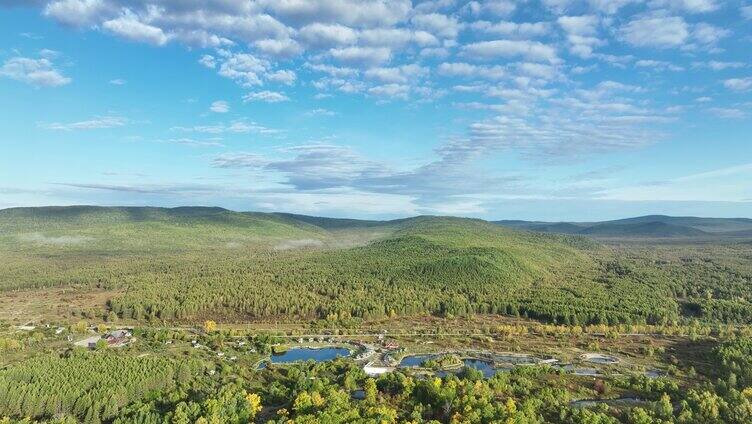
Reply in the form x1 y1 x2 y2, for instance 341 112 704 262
265 347 351 365
398 354 438 368
400 355 506 378
436 359 507 378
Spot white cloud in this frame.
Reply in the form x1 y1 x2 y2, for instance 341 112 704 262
254 38 303 58
691 23 730 47
298 23 358 48
635 59 684 71
259 0 412 28
619 15 689 48
465 0 517 17
40 116 127 130
698 61 746 71
708 107 747 119
558 15 598 36
364 64 428 83
43 0 114 27
723 77 752 92
368 83 410 99
469 20 550 38
651 0 719 13
108 78 126 85
437 62 505 80
359 28 439 48
210 100 230 113
0 56 71 87
171 120 281 135
243 90 290 103
305 108 336 116
198 54 216 69
463 39 559 63
102 14 169 46
411 13 461 39
268 69 297 85
329 46 392 67
558 15 602 58
161 138 225 147
215 52 271 87
305 63 358 77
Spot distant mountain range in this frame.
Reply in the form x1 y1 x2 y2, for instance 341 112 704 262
494 215 752 239
1 206 751 241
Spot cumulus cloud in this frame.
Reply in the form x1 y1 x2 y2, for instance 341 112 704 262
242 90 290 103
102 13 169 46
254 38 303 58
558 15 603 58
259 0 411 28
0 56 71 87
12 0 752 214
209 100 229 113
43 0 115 27
465 0 517 17
329 46 392 67
364 64 428 84
411 13 462 39
619 15 689 48
298 23 358 48
463 39 559 63
470 20 550 38
438 62 505 80
695 61 746 71
650 0 719 13
723 77 752 91
691 23 730 48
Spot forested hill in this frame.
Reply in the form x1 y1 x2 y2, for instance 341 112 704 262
495 215 752 239
1 206 751 325
0 205 329 252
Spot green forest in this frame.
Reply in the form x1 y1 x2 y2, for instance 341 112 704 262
1 206 751 423
1 332 752 424
1 206 751 326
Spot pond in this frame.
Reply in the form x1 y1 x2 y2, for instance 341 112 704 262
436 359 508 378
260 347 351 367
398 354 438 368
400 355 507 378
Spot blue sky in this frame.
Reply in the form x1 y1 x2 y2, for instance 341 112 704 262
0 0 750 220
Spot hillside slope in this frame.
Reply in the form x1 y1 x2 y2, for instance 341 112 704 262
579 221 707 237
495 215 752 239
4 206 751 326
0 206 328 253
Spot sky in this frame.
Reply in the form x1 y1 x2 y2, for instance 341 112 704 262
0 0 750 221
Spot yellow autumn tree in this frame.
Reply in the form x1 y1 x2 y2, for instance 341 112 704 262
203 320 217 333
246 392 262 418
